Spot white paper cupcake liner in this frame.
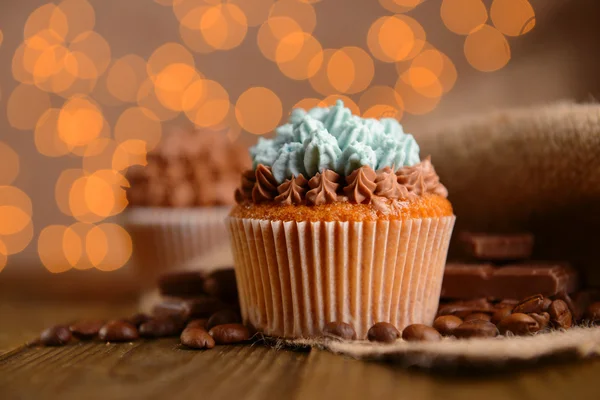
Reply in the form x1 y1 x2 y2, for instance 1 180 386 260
228 215 456 339
123 207 232 283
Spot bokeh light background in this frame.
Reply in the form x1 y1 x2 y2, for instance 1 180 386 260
0 0 591 277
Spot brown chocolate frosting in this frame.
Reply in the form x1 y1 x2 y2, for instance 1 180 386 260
235 158 447 206
252 164 278 203
344 166 377 204
396 156 448 198
275 175 308 205
306 170 341 206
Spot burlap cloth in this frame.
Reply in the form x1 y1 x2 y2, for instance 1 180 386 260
287 102 600 368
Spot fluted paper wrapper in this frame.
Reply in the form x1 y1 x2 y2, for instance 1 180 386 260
124 207 233 285
228 215 455 339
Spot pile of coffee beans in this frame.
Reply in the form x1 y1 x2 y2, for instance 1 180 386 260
37 268 253 349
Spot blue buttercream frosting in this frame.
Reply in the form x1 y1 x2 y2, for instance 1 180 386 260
249 100 420 183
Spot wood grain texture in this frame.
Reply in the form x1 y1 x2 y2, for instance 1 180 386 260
2 299 600 399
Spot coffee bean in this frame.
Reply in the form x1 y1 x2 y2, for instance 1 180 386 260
208 324 250 344
180 327 215 349
541 297 553 312
529 312 550 331
40 325 72 346
437 299 494 318
206 309 241 331
126 313 151 328
99 320 139 342
186 319 208 329
495 299 518 308
548 299 572 329
322 322 357 340
69 320 104 340
203 269 238 303
139 318 184 338
433 315 463 336
491 307 513 325
497 313 540 335
453 320 498 339
513 294 545 314
367 322 401 343
585 302 600 322
463 313 492 322
402 324 442 342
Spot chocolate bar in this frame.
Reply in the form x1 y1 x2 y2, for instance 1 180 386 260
441 262 579 300
153 297 225 321
158 271 206 297
460 232 534 261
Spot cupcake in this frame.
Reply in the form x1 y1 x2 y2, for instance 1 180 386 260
124 127 250 283
228 100 455 339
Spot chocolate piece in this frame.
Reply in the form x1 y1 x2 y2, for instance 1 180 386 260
180 327 215 349
401 324 442 342
186 319 208 329
453 320 498 339
367 322 400 343
99 320 139 342
139 318 185 338
322 322 357 340
548 300 572 329
556 290 600 322
203 269 238 303
69 320 105 340
463 313 492 322
153 297 225 321
437 298 494 318
158 271 206 297
208 324 250 344
497 313 539 335
459 232 534 260
40 325 72 346
433 316 463 336
206 309 241 330
441 262 578 300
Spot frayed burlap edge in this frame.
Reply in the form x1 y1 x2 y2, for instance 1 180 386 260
269 326 600 369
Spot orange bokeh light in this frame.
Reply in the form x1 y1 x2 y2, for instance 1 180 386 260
0 206 30 236
0 240 7 272
57 96 105 148
147 42 195 79
400 47 457 95
292 98 322 112
378 0 423 13
441 0 488 35
58 0 96 42
114 106 163 151
200 4 248 50
269 0 316 34
68 31 111 78
113 140 148 171
106 55 147 103
308 49 339 96
464 24 511 72
137 78 181 121
368 15 425 63
38 225 74 273
358 86 404 120
319 95 360 116
257 16 303 62
235 87 282 135
491 0 536 36
0 186 34 255
7 83 51 130
327 47 374 94
154 63 202 111
395 77 441 115
86 223 132 271
24 4 68 42
35 108 71 157
0 142 20 185
229 0 274 27
276 32 323 80
184 79 230 127
179 6 216 54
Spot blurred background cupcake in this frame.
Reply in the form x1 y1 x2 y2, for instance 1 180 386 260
124 127 250 286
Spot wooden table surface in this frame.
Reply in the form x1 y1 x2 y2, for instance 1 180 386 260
2 298 600 400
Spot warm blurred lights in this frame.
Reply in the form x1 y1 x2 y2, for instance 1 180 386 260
0 142 20 185
106 55 147 103
147 42 195 79
0 240 7 272
275 32 323 80
395 77 441 115
441 0 488 35
378 0 423 14
308 49 339 96
403 47 457 94
113 140 148 171
86 223 132 271
235 87 282 135
491 0 535 36
24 4 68 42
114 107 163 151
154 63 202 112
34 108 71 157
0 206 31 236
183 79 230 127
57 96 105 148
229 0 274 27
68 31 111 77
368 15 425 63
0 186 34 255
292 98 322 112
464 24 511 72
320 95 360 116
358 86 404 120
269 0 316 34
7 83 51 130
179 6 216 54
38 225 74 273
58 0 96 42
200 4 248 50
137 78 181 121
257 16 303 62
327 47 374 94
